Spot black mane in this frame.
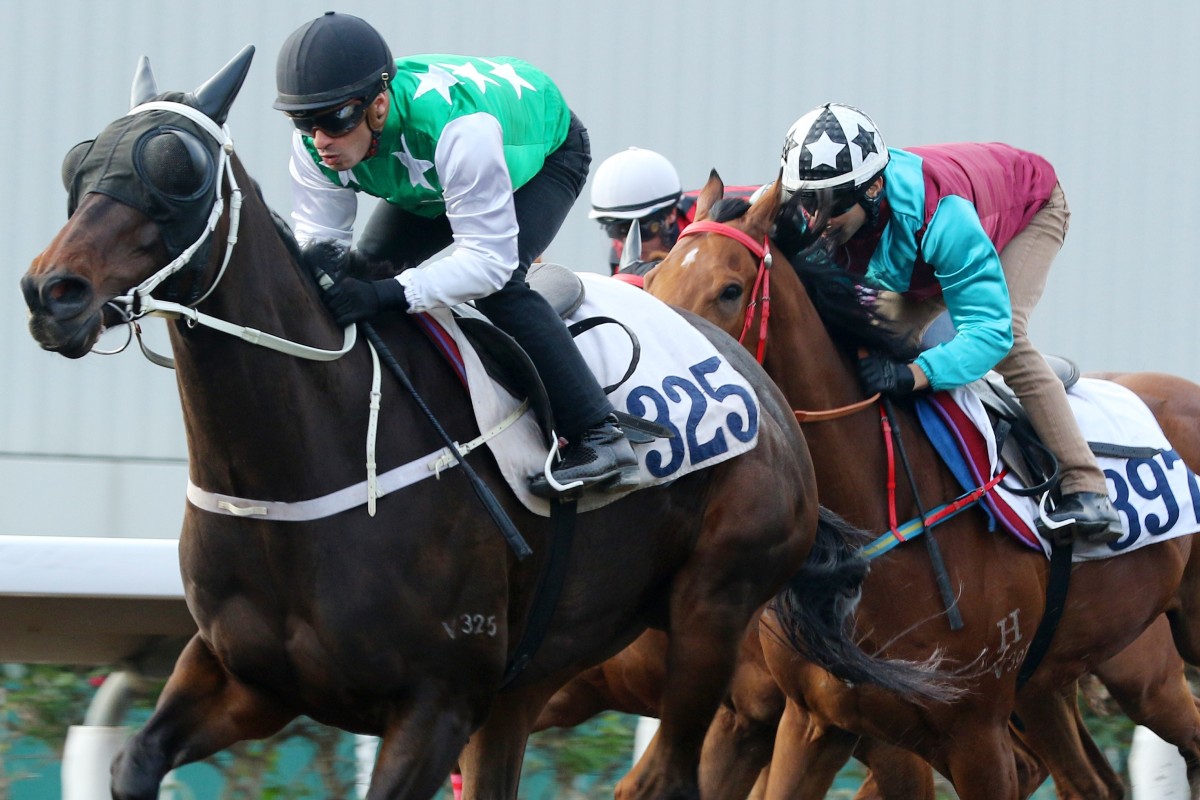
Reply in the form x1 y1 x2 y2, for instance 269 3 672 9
789 245 919 361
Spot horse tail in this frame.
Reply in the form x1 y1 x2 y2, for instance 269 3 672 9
767 507 965 704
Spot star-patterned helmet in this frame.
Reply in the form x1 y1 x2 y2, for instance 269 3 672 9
589 147 682 221
273 12 394 113
780 103 888 198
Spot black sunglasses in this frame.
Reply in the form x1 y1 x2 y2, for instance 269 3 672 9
287 99 369 138
800 190 861 218
600 216 667 241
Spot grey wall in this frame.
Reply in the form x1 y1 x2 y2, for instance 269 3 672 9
3 0 1198 540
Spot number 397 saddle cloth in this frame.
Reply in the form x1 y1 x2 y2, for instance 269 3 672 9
917 378 1200 562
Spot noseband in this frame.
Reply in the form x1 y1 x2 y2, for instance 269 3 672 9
677 220 772 363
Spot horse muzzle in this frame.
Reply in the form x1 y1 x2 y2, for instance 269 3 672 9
21 272 106 358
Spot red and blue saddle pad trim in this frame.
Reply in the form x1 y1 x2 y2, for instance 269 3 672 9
915 392 1041 550
413 312 468 389
857 393 1039 561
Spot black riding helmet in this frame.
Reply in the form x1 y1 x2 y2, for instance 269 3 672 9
273 12 393 113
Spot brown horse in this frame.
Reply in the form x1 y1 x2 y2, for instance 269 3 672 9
643 172 1200 799
18 50 957 800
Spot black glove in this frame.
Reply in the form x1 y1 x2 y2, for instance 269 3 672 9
857 352 917 399
323 276 408 327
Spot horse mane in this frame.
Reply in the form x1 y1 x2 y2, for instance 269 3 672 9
789 246 919 362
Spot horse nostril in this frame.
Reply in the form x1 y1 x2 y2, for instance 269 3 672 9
39 275 94 317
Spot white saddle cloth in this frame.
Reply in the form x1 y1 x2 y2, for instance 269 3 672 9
428 273 762 516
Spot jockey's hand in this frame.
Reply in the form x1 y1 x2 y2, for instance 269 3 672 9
770 191 823 264
322 275 408 327
857 353 917 399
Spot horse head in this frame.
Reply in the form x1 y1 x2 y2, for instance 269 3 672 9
644 170 782 344
21 46 254 358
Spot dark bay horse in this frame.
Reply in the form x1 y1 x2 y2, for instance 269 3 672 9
643 172 1200 799
17 50 942 800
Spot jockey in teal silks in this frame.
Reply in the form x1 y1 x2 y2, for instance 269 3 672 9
770 102 1121 544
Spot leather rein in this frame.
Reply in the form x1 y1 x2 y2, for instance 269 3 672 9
676 220 880 422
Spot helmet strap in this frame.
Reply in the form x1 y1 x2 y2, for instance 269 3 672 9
857 176 885 228
366 125 382 159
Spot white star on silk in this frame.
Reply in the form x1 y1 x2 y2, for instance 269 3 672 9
804 132 846 169
393 133 435 189
413 65 460 104
446 61 499 93
481 59 536 99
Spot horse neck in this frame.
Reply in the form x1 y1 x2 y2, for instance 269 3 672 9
759 253 931 523
166 161 451 499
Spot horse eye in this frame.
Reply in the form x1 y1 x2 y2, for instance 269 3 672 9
61 139 95 192
136 129 213 199
719 284 743 302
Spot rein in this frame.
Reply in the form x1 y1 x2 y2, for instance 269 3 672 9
678 219 881 422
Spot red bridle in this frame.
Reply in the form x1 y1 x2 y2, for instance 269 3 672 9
677 220 772 363
675 218 881 423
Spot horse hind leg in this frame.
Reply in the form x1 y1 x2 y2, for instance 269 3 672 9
1011 682 1122 800
1092 615 1200 795
111 634 296 800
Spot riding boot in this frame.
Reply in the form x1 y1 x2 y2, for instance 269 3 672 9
529 414 639 498
1045 491 1123 544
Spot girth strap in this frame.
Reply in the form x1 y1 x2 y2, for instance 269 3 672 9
1012 538 1075 723
502 497 578 687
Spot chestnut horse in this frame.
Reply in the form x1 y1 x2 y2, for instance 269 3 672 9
18 51 948 800
642 172 1200 799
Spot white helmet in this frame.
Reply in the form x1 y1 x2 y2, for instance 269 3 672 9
781 103 888 198
589 147 682 220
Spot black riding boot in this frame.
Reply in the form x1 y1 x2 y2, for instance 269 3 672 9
530 414 639 497
1045 491 1123 544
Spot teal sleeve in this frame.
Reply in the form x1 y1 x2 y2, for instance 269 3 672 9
912 195 1014 389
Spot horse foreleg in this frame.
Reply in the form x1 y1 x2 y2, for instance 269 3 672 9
1011 682 1122 800
111 634 295 800
367 687 477 800
851 737 936 800
457 683 556 800
697 702 777 799
699 626 786 800
759 700 858 800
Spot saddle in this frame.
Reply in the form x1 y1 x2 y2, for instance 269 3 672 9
449 262 670 447
967 355 1159 499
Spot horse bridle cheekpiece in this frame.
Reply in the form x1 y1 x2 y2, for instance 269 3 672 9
678 220 773 363
60 49 251 315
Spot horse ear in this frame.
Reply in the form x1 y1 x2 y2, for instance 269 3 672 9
130 56 160 109
746 178 783 236
190 44 255 125
694 169 725 221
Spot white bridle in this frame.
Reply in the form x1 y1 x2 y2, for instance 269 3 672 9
97 100 355 367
